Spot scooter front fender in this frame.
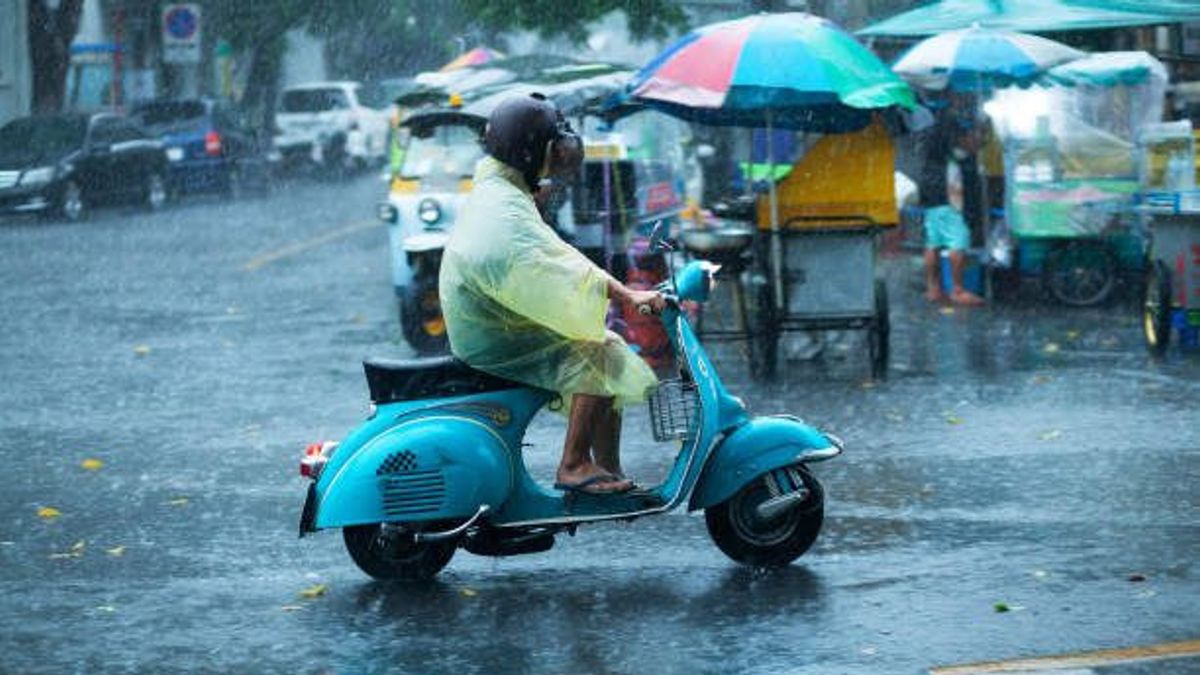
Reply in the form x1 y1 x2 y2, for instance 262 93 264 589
314 416 511 529
688 415 841 511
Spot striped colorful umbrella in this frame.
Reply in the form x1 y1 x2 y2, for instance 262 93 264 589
892 26 1084 91
439 47 504 73
628 12 913 133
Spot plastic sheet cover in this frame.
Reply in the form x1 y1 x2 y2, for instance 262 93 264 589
439 156 658 409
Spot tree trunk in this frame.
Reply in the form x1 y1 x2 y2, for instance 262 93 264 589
28 0 85 114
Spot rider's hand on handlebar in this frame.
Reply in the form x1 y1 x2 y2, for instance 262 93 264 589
627 288 667 316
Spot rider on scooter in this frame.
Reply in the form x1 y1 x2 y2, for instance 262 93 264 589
439 94 666 495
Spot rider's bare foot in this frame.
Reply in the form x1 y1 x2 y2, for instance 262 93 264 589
950 289 985 306
925 288 948 304
555 464 633 494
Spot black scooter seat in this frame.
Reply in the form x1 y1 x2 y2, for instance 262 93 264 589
363 356 524 404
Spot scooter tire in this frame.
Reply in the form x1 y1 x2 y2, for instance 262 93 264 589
343 524 457 581
704 466 824 568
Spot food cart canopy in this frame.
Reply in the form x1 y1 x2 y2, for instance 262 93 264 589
859 0 1185 37
1041 51 1168 88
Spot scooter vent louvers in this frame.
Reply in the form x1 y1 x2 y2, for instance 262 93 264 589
381 470 446 516
377 450 418 475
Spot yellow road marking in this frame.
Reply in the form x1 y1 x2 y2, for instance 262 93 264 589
243 221 379 271
930 638 1200 673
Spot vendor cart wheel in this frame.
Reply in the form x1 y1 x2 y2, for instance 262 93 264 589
1143 259 1173 357
1043 240 1117 307
868 279 890 380
749 277 779 380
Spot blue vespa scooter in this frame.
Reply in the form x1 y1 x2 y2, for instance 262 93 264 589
298 229 843 580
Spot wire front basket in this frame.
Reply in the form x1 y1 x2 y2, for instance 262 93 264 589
648 378 700 443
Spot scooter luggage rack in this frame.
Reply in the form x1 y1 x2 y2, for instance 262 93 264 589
648 378 700 442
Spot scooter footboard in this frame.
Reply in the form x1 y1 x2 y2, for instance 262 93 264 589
313 420 511 529
688 416 841 511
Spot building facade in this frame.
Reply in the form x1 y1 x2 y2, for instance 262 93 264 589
0 1 33 125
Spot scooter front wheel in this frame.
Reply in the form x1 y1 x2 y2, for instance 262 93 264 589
704 466 824 567
343 523 457 581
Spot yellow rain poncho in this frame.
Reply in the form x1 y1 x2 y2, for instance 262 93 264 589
439 156 658 409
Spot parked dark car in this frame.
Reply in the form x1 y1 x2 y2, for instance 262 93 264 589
0 113 170 221
131 98 272 197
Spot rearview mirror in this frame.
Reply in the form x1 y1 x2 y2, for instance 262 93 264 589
648 220 673 253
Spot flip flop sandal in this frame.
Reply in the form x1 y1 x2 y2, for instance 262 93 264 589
553 474 633 495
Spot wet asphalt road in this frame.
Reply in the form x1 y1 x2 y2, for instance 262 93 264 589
1 175 1198 675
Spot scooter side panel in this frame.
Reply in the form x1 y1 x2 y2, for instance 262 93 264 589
314 417 511 529
687 416 840 511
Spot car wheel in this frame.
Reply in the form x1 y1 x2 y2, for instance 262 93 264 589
57 180 87 222
145 172 168 211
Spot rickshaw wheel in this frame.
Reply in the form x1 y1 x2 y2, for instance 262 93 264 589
868 279 890 380
1143 259 1172 357
399 286 449 355
1043 240 1117 307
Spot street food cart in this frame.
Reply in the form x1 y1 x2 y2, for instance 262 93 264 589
743 118 897 379
1141 190 1200 354
984 51 1167 306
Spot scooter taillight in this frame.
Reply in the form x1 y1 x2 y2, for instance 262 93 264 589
300 441 338 480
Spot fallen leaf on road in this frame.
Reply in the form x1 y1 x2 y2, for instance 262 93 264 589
166 497 190 507
94 605 116 613
105 546 126 557
281 605 305 612
80 458 104 471
460 588 478 598
885 411 904 422
299 584 327 599
939 307 955 315
859 380 876 390
51 540 86 559
1066 330 1081 340
945 415 963 425
994 602 1010 613
1033 570 1049 579
1128 573 1147 582
37 507 62 520
1043 342 1061 354
133 345 152 356
1038 430 1062 441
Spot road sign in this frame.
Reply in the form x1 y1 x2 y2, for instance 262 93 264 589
162 3 202 65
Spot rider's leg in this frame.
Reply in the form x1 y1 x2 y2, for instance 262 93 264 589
557 393 631 491
592 404 623 478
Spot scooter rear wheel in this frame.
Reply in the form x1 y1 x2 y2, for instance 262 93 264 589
343 523 457 581
704 466 824 567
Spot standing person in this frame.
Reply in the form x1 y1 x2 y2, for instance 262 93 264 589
439 94 665 496
919 113 985 306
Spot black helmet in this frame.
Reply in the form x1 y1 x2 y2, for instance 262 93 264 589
485 93 578 192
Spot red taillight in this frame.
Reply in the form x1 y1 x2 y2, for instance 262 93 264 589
299 441 337 479
204 130 222 156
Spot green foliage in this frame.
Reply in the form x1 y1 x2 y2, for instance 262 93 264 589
457 0 687 42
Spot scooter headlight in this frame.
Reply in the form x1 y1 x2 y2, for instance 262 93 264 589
418 198 442 225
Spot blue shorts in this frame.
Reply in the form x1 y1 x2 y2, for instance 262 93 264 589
923 205 970 251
